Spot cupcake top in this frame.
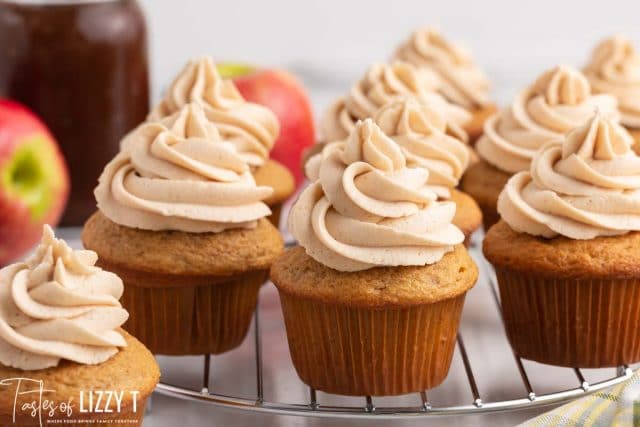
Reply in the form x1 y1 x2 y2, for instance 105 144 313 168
373 96 470 198
148 56 279 167
584 35 640 129
290 119 464 272
498 111 640 239
477 65 620 174
393 27 491 110
95 103 273 233
0 226 127 370
320 61 472 142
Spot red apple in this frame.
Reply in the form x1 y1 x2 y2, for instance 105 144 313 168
0 99 69 266
218 64 315 186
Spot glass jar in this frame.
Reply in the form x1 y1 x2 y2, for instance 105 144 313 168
0 0 150 225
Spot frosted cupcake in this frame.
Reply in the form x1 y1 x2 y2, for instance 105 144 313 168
584 35 640 153
484 112 640 367
272 119 477 395
149 56 294 226
461 65 620 229
372 96 482 243
0 226 159 425
392 27 496 142
83 103 283 355
320 61 472 143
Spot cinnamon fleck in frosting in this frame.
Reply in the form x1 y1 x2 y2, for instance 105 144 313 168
290 119 464 272
393 27 491 110
149 56 279 167
96 103 273 233
320 61 471 143
477 65 620 174
498 111 640 239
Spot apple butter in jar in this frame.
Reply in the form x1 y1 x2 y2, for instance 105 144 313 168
0 0 150 225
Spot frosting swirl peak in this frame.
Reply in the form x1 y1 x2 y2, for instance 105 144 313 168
584 35 640 128
393 27 491 110
0 226 127 370
498 111 640 239
290 119 464 272
477 65 620 174
96 103 273 233
373 97 470 196
321 61 471 142
149 56 279 167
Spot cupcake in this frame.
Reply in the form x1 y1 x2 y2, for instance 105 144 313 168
484 111 640 367
83 103 284 355
584 35 640 153
272 119 478 396
148 56 294 226
392 27 497 142
372 96 482 244
461 65 620 229
0 226 159 426
320 61 472 143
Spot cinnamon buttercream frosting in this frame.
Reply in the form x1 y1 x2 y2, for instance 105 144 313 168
373 97 470 197
96 103 273 233
498 111 640 239
290 119 464 272
0 226 127 370
584 35 640 129
477 65 620 174
393 27 491 110
321 61 471 142
148 56 279 167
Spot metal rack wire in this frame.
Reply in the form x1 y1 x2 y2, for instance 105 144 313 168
154 248 637 420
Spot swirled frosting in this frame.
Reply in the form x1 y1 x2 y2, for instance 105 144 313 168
498 111 640 239
96 103 273 233
0 226 127 370
148 56 279 167
373 97 470 198
393 27 491 110
321 61 472 142
477 65 620 174
290 118 464 272
584 36 640 129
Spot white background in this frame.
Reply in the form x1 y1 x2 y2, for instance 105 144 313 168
140 0 640 112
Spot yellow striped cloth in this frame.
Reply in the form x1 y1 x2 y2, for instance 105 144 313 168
520 373 640 426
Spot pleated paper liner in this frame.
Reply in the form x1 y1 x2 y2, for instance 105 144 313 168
109 266 268 355
277 291 467 396
495 268 640 367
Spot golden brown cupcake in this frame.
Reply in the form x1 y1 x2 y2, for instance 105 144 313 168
584 35 640 154
148 56 294 226
0 226 159 426
84 103 283 355
392 26 497 143
461 65 620 229
484 112 640 367
253 159 296 227
372 96 482 244
272 119 477 395
460 159 509 230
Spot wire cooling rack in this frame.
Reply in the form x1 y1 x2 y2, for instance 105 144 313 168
152 239 637 420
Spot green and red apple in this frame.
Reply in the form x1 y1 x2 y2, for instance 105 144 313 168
218 63 315 186
0 99 69 266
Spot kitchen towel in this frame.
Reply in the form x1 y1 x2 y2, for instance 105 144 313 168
520 372 640 426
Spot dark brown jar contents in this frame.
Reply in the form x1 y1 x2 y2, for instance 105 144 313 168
0 0 150 225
